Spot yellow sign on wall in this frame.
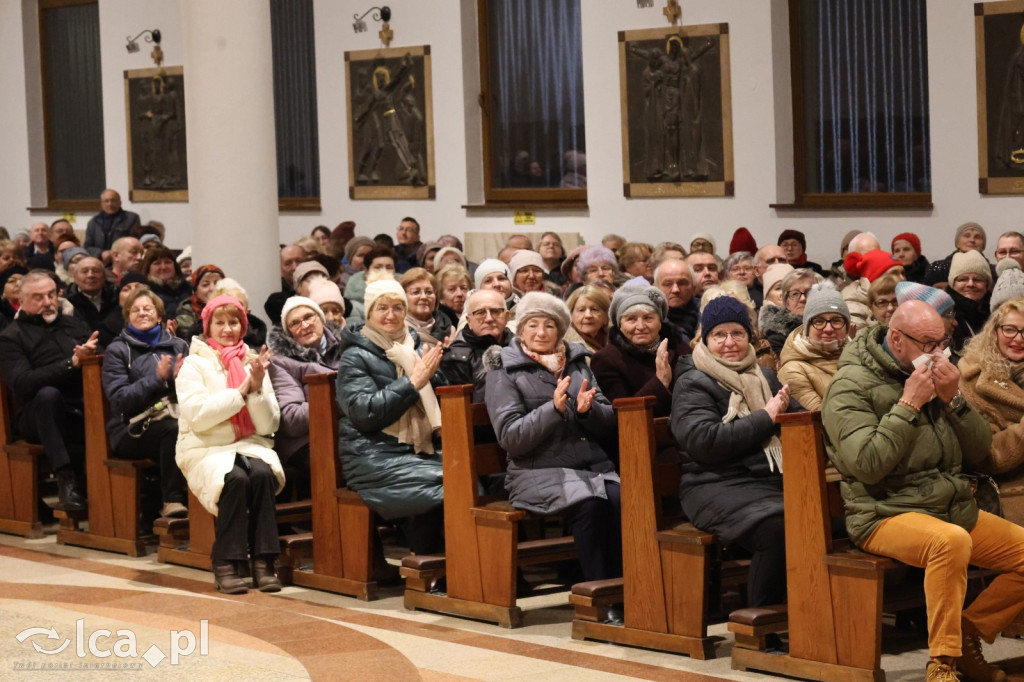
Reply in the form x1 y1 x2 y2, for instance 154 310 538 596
513 210 535 225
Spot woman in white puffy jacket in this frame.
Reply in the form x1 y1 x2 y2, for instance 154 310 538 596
175 295 283 595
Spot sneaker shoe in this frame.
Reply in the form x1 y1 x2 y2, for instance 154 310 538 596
926 660 958 682
159 502 188 518
958 617 1008 682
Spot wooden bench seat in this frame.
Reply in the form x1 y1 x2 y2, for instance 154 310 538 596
401 384 577 629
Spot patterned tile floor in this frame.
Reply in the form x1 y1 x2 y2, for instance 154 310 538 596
1 531 1021 681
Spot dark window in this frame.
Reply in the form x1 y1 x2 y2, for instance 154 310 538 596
270 0 321 207
789 0 930 207
40 0 106 207
478 0 587 204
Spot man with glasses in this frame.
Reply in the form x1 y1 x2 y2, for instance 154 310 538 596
993 231 1024 270
824 300 1023 682
394 217 423 274
442 289 510 402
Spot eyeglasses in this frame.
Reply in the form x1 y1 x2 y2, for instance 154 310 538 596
809 316 847 330
996 248 1023 258
780 240 802 250
129 304 157 316
785 289 810 302
468 307 506 321
896 328 951 353
708 330 748 343
287 311 321 331
953 275 988 285
585 264 616 274
871 298 897 310
729 265 754 274
998 325 1024 341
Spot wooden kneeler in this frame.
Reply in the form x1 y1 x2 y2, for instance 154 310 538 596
0 375 45 538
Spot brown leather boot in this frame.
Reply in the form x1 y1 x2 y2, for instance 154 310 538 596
958 617 1007 682
926 659 958 682
213 561 248 594
252 556 281 593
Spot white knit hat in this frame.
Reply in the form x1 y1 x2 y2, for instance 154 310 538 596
474 258 511 289
280 296 325 338
364 278 407 314
991 259 1024 311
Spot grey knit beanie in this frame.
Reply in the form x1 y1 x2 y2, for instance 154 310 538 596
609 284 668 327
802 281 850 328
514 291 570 338
991 259 1024 311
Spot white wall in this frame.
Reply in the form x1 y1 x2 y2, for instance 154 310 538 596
0 0 1020 271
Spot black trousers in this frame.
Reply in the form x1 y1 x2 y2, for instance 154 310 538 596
401 504 445 555
736 513 787 607
17 386 84 472
560 481 623 582
113 419 187 504
210 455 279 563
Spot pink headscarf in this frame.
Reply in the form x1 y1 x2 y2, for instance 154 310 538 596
201 295 255 441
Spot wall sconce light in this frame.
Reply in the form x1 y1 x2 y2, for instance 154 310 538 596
126 29 161 54
353 6 390 34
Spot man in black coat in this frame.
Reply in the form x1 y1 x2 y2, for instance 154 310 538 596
68 257 117 332
441 289 511 402
654 258 697 342
84 189 141 263
0 270 99 509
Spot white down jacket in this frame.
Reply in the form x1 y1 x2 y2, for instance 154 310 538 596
175 336 284 515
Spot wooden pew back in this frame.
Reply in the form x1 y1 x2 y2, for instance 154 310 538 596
0 374 44 538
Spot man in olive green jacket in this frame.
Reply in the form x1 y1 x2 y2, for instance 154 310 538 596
823 301 1024 682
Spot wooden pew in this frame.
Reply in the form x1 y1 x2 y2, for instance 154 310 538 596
0 375 45 538
276 371 379 600
569 396 754 659
729 411 922 682
401 384 576 628
53 355 153 556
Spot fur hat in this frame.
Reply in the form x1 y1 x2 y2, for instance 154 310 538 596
201 295 248 337
176 245 192 265
514 291 570 338
308 278 345 310
61 246 90 269
700 295 752 343
280 296 326 338
364 278 407 314
844 249 902 283
474 258 511 289
690 232 718 253
802 281 850 328
293 261 329 289
777 229 806 251
509 249 547 279
891 232 922 257
343 236 375 265
762 263 795 297
895 281 954 315
609 284 668 327
575 246 617 279
990 259 1024 311
948 250 993 287
954 222 986 250
433 246 467 271
729 227 757 255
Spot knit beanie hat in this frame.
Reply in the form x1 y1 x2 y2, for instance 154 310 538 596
116 270 149 296
575 246 617 279
474 258 511 289
140 234 161 246
777 229 806 251
609 284 668 327
990 259 1024 311
948 249 993 287
891 232 922 257
839 230 860 256
176 245 192 265
61 246 90 269
201 295 248 337
690 232 718 253
509 249 548 279
560 245 588 281
514 291 570 338
189 264 225 288
433 246 467 271
364 278 407 314
293 261 330 289
700 295 752 343
895 281 954 315
344 236 375 265
762 263 795 297
844 249 902 283
418 241 442 269
280 296 326 338
955 222 986 250
729 227 757 255
308 278 346 312
802 281 850 328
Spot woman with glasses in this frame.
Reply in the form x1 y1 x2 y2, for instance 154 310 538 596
538 232 567 289
959 299 1024 525
722 251 759 307
399 268 452 349
778 282 851 411
842 249 904 328
266 296 343 500
102 287 189 519
671 296 802 607
867 273 902 327
759 268 822 355
947 250 993 360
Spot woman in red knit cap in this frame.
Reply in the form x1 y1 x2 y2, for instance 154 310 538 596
891 232 929 283
842 249 904 328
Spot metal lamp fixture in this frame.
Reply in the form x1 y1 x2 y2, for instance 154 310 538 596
126 29 161 54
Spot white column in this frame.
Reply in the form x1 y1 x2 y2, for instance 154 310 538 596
181 0 279 324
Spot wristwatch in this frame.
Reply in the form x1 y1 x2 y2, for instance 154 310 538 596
948 390 966 413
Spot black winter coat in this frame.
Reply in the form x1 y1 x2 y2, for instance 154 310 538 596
69 286 118 333
441 327 512 402
591 323 690 418
0 312 93 412
670 354 802 544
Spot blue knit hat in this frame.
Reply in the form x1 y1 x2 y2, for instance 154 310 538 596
700 295 752 344
895 281 954 315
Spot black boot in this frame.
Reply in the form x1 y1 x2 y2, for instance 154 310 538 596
55 468 86 511
252 556 281 592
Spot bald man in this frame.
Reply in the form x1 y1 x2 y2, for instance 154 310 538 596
840 232 884 326
823 300 1024 681
441 289 511 402
84 189 141 262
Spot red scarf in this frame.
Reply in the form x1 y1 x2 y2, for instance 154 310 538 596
790 253 808 267
206 338 257 441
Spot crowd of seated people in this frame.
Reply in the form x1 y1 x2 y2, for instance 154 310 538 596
4 197 1024 680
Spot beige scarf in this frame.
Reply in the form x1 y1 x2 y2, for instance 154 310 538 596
692 342 784 473
360 325 442 455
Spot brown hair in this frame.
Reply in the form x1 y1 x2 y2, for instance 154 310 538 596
122 286 165 322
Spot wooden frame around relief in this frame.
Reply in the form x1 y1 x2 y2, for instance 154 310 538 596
124 66 188 202
619 24 733 198
345 45 435 200
975 1 1024 195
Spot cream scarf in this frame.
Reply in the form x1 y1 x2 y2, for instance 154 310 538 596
692 342 784 472
360 324 443 454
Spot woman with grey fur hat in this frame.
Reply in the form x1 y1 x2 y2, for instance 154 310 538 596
484 291 622 586
778 281 852 411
